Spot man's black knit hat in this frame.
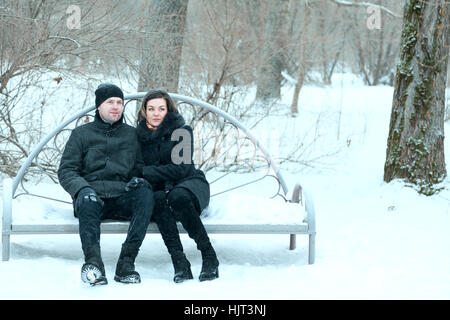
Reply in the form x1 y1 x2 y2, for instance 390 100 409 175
95 83 124 108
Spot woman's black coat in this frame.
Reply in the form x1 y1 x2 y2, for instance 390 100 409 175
136 112 210 212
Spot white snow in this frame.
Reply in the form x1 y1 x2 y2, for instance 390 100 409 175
1 73 450 300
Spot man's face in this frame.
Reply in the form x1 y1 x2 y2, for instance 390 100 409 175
98 97 124 123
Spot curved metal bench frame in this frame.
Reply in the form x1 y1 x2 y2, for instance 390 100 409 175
2 93 316 264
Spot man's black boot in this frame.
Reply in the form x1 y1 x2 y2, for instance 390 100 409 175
199 245 219 282
81 244 108 286
171 252 193 283
114 243 141 284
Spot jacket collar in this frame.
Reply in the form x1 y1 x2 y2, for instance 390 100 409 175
93 109 124 130
137 112 185 143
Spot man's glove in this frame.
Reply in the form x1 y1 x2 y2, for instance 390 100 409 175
74 187 104 212
125 177 152 192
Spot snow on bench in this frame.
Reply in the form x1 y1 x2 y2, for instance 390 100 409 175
10 184 306 225
2 93 316 264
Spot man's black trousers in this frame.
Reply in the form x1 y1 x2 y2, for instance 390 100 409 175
75 187 154 252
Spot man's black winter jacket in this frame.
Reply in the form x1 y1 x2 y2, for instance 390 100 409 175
58 111 143 200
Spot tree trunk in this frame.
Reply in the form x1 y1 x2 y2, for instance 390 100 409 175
372 16 385 86
291 3 311 115
137 0 189 93
384 0 449 195
255 0 289 102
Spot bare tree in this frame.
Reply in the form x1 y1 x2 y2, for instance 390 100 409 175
181 0 263 102
290 1 311 115
255 0 289 102
384 0 449 195
137 0 189 94
0 0 136 177
350 1 402 85
317 0 346 85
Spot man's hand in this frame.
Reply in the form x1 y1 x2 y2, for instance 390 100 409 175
125 177 152 192
75 187 104 212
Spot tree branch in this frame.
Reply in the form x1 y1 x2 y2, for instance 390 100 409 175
329 0 402 18
48 36 81 48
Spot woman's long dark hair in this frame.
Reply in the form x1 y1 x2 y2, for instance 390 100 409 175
137 89 178 124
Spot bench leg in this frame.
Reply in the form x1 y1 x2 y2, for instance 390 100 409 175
2 234 10 261
289 234 296 250
2 178 12 262
308 233 315 264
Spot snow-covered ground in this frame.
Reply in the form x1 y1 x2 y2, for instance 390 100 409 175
1 74 450 299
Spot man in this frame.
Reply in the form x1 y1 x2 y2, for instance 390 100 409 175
58 83 154 285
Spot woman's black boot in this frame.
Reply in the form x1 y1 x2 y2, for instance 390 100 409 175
168 188 219 282
199 245 219 281
171 251 194 283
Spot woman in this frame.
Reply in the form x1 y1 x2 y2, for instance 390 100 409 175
136 89 219 283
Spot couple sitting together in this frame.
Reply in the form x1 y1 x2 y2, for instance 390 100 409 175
57 83 219 285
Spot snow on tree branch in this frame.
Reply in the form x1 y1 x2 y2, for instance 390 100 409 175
329 0 402 18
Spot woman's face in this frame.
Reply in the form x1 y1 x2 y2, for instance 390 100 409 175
145 98 168 128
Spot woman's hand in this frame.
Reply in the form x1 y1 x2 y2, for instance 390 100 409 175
125 177 152 191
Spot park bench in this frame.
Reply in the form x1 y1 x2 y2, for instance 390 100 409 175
2 93 316 264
